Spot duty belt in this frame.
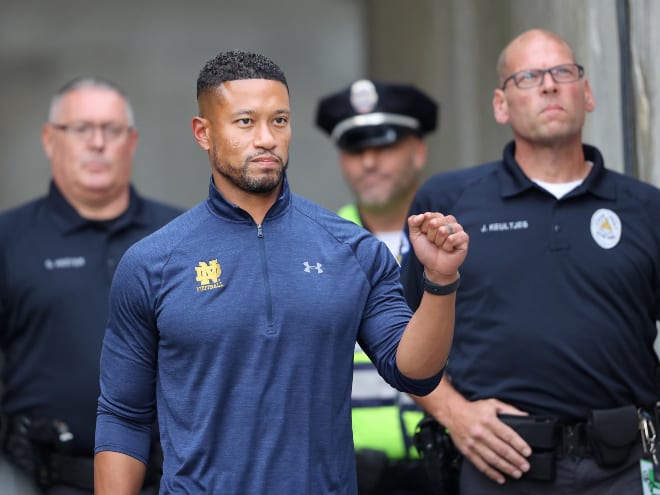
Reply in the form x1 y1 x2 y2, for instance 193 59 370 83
42 452 94 490
500 405 648 480
1 415 94 490
2 414 163 490
558 421 592 457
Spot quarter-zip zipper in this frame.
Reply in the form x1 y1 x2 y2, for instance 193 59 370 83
256 223 275 333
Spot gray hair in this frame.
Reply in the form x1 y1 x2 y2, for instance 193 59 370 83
48 76 135 126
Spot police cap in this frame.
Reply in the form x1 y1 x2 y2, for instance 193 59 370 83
315 79 438 152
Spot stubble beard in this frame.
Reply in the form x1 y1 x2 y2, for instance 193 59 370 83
212 147 288 194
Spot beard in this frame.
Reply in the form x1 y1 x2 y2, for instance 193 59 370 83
212 146 288 194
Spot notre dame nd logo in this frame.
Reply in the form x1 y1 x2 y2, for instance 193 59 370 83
195 259 224 292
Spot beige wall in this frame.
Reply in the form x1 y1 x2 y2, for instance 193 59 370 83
0 0 658 215
0 0 367 213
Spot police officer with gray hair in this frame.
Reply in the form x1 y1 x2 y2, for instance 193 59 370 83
0 76 181 494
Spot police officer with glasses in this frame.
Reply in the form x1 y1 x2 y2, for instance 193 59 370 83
402 28 660 495
0 76 181 495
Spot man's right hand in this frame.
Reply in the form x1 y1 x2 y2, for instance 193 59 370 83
413 377 533 485
445 397 532 484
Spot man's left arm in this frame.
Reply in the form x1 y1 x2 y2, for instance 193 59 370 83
396 212 468 380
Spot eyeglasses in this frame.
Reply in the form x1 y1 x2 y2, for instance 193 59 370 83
50 121 133 142
501 63 584 90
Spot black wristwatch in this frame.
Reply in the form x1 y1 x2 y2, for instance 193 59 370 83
422 272 460 295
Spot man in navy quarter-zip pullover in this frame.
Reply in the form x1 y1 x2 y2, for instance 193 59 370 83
94 50 469 495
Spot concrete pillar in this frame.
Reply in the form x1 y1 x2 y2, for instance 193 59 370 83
629 0 660 186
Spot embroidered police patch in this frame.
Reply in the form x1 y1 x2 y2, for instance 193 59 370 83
590 208 621 249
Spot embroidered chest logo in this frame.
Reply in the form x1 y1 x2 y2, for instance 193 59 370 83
303 261 323 274
590 208 621 249
195 259 224 292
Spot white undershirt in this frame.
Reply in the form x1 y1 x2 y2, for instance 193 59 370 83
374 230 411 266
374 230 404 260
532 161 593 199
533 178 583 199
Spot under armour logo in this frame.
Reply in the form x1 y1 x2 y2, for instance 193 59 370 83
303 261 323 273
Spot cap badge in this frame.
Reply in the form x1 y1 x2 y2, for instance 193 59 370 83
350 79 378 114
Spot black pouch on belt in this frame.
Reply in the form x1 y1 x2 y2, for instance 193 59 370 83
498 414 557 481
587 405 639 468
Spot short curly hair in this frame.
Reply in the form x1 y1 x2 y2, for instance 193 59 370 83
197 50 288 99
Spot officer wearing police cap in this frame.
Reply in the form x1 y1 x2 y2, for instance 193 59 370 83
317 79 437 152
316 80 439 495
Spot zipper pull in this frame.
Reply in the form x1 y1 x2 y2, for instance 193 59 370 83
257 224 264 238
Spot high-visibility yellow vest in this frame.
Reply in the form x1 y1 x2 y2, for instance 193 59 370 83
337 204 362 226
338 204 424 459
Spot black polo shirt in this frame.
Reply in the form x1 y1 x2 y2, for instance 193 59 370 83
402 141 660 420
0 182 182 454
